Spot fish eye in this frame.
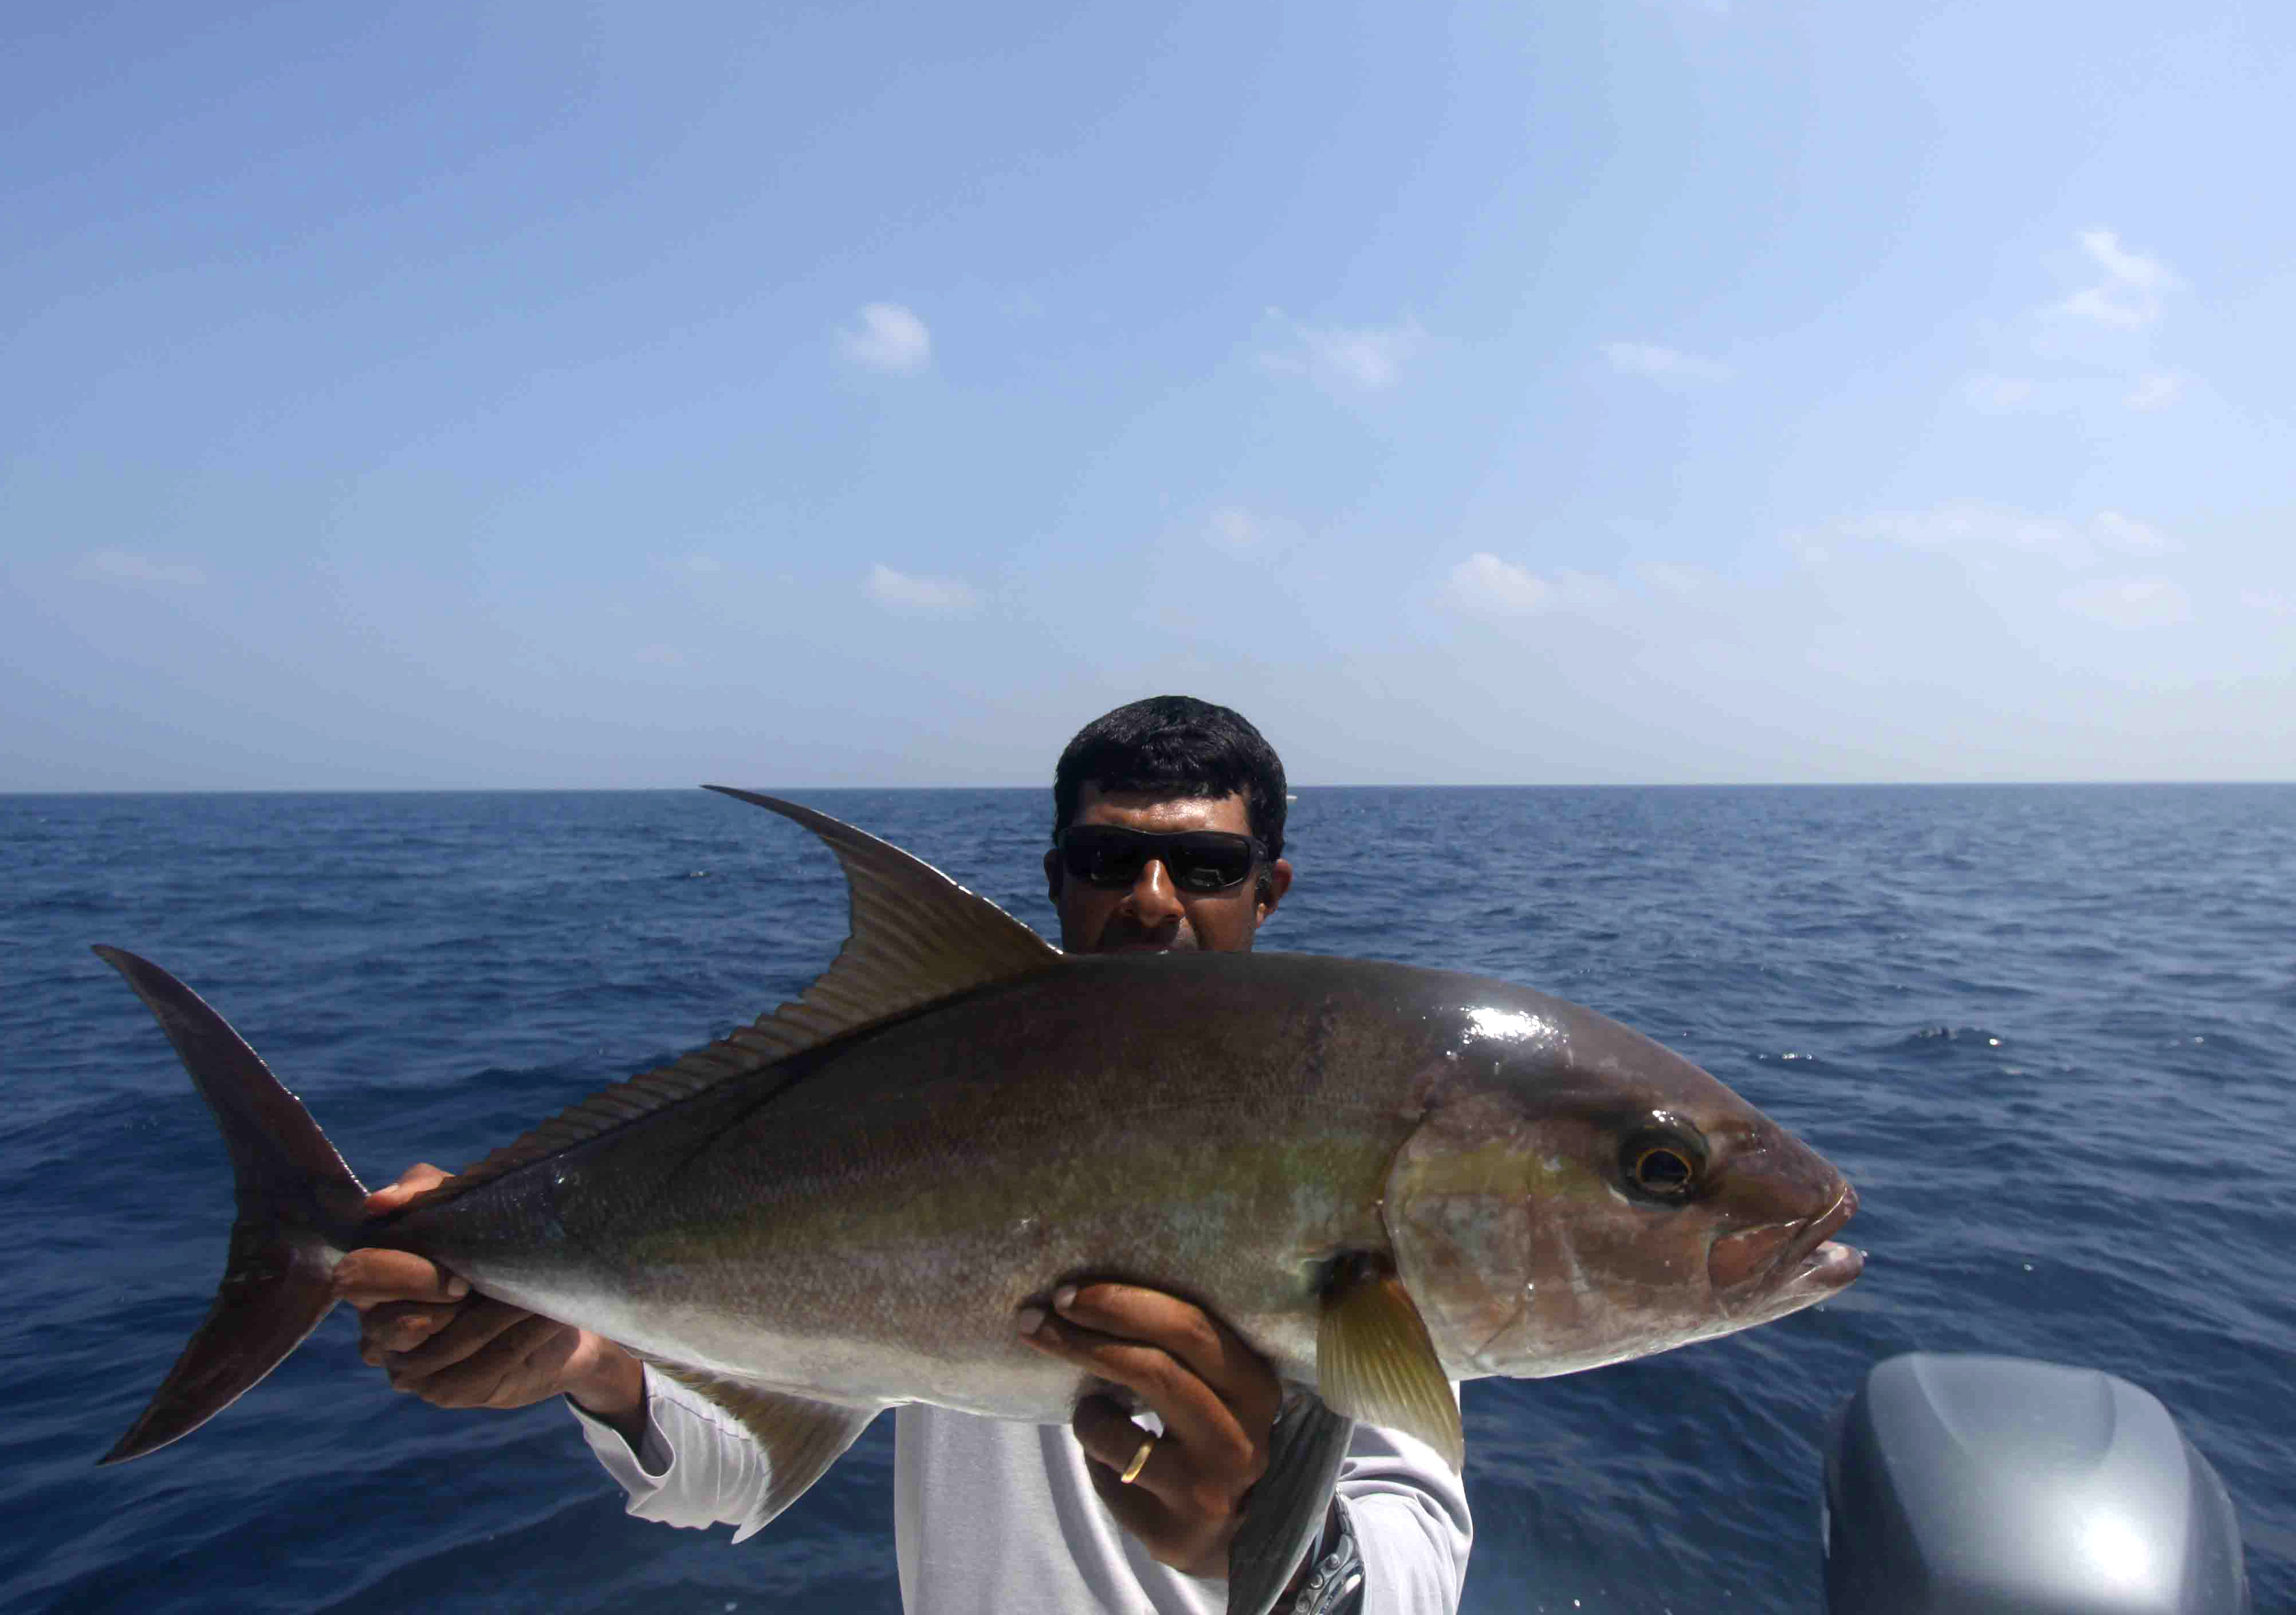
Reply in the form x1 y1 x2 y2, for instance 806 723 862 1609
1619 1126 1707 1203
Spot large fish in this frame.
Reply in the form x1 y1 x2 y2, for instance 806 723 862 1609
97 790 1861 1614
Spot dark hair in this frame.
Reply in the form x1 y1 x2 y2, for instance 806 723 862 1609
1052 695 1288 863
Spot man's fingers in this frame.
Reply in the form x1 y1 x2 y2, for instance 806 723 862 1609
1071 1395 1185 1533
1050 1283 1277 1419
380 1313 595 1411
1045 1283 1281 1443
357 1299 462 1361
361 1161 453 1217
385 1298 538 1380
1019 1306 1256 1479
332 1246 469 1309
1074 1395 1169 1492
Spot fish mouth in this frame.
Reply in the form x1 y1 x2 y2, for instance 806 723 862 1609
1709 1181 1863 1313
1780 1181 1859 1278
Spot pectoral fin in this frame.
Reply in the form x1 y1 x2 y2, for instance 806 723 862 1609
1316 1256 1464 1471
649 1364 883 1541
1226 1392 1355 1615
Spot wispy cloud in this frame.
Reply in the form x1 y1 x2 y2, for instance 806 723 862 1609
1260 311 1425 394
864 562 980 617
1206 507 1260 550
1603 342 1731 383
1853 503 2095 568
2059 576 2191 629
1969 234 2193 417
2054 228 2176 330
840 302 931 373
2092 510 2176 557
1636 561 1708 595
77 550 206 586
1845 503 2180 571
1963 374 2038 412
1448 553 1551 616
2124 372 2185 410
1445 554 1620 619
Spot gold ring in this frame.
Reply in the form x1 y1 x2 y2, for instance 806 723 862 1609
1119 1435 1155 1485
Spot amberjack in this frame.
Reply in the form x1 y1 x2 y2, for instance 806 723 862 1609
96 789 1861 1615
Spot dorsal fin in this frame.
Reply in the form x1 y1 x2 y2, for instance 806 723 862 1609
702 786 1061 1044
435 789 1060 1195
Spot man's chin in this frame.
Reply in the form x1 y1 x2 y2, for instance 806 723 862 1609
1094 933 1196 955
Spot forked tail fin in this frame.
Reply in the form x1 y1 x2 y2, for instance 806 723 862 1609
93 946 370 1464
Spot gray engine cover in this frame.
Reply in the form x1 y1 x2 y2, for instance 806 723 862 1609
1823 1353 2248 1614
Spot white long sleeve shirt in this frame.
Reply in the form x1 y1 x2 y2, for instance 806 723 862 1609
569 1367 1471 1615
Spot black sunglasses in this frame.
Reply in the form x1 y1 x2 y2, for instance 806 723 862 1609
1056 825 1264 893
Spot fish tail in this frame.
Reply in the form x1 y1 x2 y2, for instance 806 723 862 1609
93 946 371 1464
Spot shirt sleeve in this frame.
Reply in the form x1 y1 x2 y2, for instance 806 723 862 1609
567 1364 774 1535
1333 1409 1475 1615
571 1368 1474 1611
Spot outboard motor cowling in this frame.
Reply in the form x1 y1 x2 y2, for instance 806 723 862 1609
1823 1353 2248 1614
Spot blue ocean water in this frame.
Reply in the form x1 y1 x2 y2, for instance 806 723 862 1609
2 785 2290 1614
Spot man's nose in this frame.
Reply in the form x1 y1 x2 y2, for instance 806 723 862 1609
1125 859 1185 923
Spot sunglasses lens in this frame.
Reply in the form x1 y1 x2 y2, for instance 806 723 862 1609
1068 832 1147 887
1170 835 1253 892
1062 828 1257 892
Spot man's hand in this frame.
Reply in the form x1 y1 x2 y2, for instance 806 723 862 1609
334 1164 646 1440
1017 1282 1284 1580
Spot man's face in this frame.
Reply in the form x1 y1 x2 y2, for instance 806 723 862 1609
1044 783 1292 955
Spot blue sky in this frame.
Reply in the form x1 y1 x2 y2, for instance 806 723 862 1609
6 1 2290 789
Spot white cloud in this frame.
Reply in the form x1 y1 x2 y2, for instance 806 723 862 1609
1853 503 2094 569
864 562 981 616
2240 589 2293 618
2125 372 2185 410
1449 553 1549 615
840 303 931 373
77 550 206 586
1849 503 2182 572
2053 228 2177 330
1260 311 1425 393
1637 561 1707 595
1445 555 1621 619
2059 576 2191 629
2092 510 2176 557
681 553 722 573
1208 507 1260 550
1603 342 1731 383
2079 228 2173 292
1964 374 2037 412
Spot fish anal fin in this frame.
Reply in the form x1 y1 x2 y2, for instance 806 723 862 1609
648 1363 883 1538
1226 1393 1355 1615
424 791 1063 1201
1316 1256 1464 1472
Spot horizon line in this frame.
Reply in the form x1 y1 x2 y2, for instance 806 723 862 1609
6 778 2294 798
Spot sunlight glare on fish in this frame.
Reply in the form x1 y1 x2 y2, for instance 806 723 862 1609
1467 1006 1560 1045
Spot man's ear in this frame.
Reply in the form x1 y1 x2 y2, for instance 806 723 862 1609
1043 845 1064 907
1255 857 1294 927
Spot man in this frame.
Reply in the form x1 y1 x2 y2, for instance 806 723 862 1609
335 696 1471 1614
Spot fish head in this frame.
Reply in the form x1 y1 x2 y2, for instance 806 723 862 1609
1382 989 1861 1380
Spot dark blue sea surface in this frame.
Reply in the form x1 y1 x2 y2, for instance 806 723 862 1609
3 785 2290 1613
